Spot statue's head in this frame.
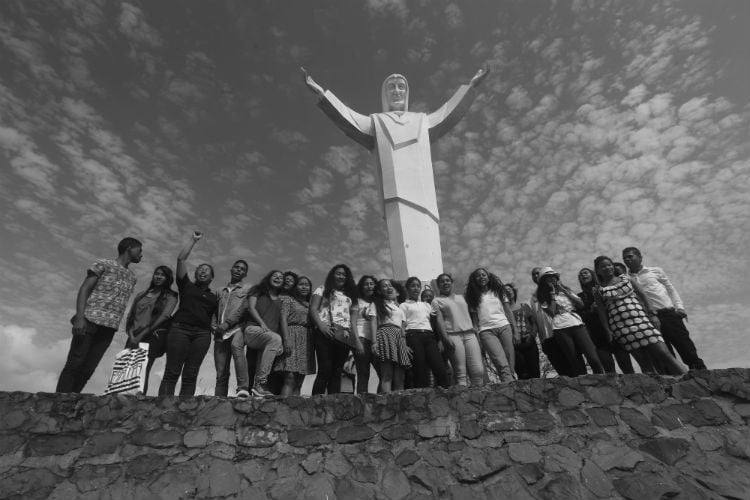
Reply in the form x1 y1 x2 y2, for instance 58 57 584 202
381 74 409 112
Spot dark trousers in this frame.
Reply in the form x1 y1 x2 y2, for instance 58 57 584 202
658 310 706 370
56 321 116 393
354 338 377 393
514 340 540 379
405 331 450 388
312 331 350 395
242 349 284 394
158 324 211 396
554 325 604 375
542 337 578 377
213 337 232 397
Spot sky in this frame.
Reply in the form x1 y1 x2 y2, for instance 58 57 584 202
0 0 748 395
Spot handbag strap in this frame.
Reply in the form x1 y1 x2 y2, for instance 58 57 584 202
327 295 335 325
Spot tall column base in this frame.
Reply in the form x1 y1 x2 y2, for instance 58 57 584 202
384 200 443 283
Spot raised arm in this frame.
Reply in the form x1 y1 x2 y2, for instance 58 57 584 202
301 67 375 150
469 63 491 88
301 67 325 97
177 231 203 280
428 63 490 141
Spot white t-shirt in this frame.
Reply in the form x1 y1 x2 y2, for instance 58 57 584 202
366 301 404 326
313 286 352 329
400 300 433 331
476 291 510 330
542 292 583 330
357 298 373 339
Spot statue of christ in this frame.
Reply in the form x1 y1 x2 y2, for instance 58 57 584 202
302 65 489 281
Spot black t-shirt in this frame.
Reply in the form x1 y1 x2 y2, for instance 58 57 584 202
246 292 282 332
172 274 218 330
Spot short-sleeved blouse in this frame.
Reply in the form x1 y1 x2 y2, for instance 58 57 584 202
313 286 353 329
431 294 474 333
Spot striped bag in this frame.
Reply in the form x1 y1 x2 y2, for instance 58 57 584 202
104 344 150 395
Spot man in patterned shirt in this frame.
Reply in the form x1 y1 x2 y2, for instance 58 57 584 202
56 237 143 393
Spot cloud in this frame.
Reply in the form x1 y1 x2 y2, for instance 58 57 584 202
271 128 309 149
118 2 162 48
444 3 464 30
365 0 408 20
0 324 69 392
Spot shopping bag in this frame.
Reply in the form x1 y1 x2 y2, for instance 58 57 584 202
104 343 150 395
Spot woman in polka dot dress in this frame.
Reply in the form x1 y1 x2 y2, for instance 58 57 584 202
593 256 685 375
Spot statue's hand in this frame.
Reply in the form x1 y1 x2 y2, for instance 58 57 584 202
470 63 490 88
301 66 324 96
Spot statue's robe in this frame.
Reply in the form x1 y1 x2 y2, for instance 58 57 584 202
318 85 477 281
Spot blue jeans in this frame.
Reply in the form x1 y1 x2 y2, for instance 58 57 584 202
233 325 282 391
158 323 211 396
56 320 115 393
447 330 485 386
479 325 515 383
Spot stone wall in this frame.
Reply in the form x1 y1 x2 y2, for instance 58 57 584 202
1 369 749 499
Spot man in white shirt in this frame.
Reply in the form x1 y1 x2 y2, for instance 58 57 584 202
623 247 706 370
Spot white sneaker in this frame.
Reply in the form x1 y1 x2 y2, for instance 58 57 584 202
236 389 250 398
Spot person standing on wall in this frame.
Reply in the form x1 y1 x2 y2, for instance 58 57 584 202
158 231 218 396
57 237 142 393
622 247 706 370
211 260 252 397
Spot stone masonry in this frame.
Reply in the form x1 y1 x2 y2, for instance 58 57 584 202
1 369 749 499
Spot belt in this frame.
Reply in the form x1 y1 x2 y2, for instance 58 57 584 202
406 329 433 334
655 307 675 314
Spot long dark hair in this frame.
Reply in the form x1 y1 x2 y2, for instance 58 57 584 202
357 275 377 302
293 276 312 303
250 269 283 297
536 274 556 305
126 266 176 331
465 268 507 311
282 270 299 295
577 267 598 309
323 264 357 302
371 278 397 323
593 255 614 283
150 265 175 292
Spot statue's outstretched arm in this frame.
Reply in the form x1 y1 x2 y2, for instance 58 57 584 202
469 63 491 88
301 67 325 97
303 67 375 150
428 63 491 142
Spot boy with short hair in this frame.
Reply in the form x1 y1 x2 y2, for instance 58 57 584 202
56 237 142 393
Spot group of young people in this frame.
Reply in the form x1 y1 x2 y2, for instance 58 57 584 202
56 232 705 397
